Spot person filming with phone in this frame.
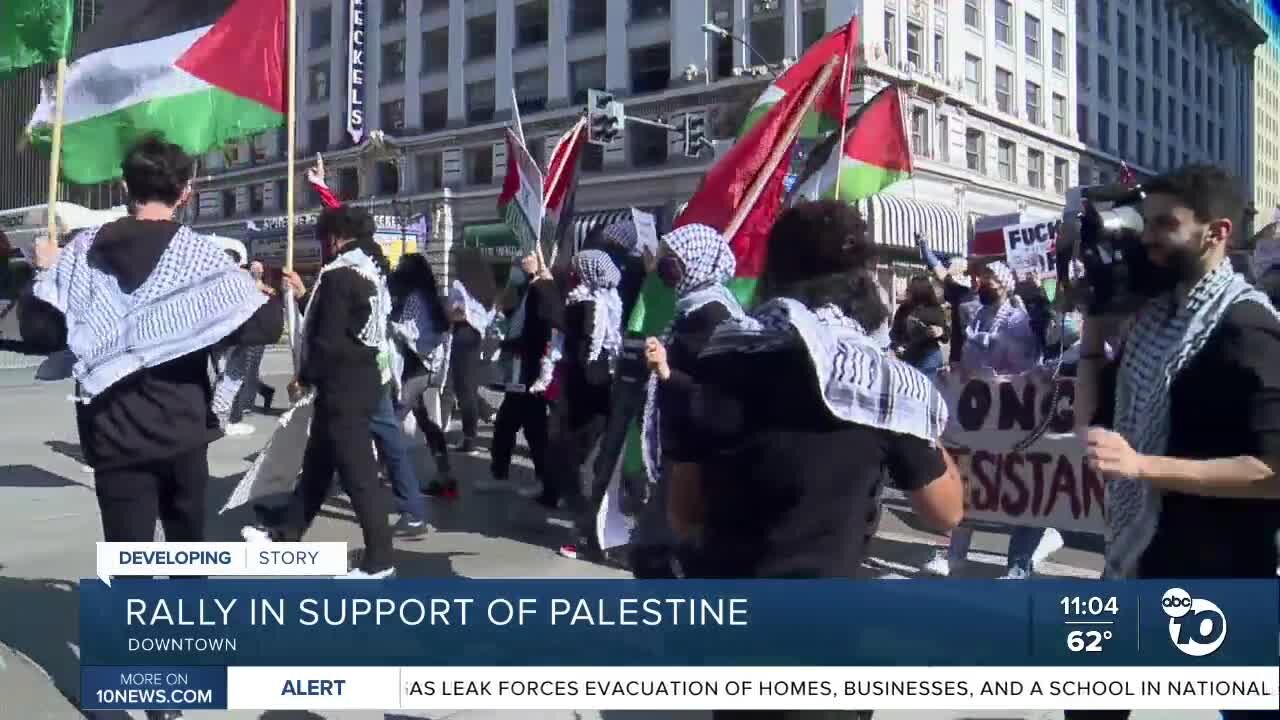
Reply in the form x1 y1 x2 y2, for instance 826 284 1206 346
1070 165 1280 600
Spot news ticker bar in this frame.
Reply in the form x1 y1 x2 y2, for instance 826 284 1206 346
82 666 1279 712
95 543 348 584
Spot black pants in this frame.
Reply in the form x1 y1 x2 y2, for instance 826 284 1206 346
94 445 210 542
490 392 548 480
448 325 483 440
401 371 451 475
280 397 393 573
546 408 608 508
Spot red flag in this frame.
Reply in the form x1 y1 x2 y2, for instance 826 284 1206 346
543 118 586 255
1119 161 1137 186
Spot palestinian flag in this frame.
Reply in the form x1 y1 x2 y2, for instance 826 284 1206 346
497 126 545 257
737 19 858 140
542 118 586 266
789 84 912 202
26 0 286 185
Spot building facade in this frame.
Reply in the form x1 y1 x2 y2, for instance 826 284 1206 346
1074 0 1265 205
1252 0 1280 218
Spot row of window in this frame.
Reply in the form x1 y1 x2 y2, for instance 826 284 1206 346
1079 43 1227 114
1077 104 1229 171
961 54 1070 134
960 1 1069 73
1078 0 1231 76
902 104 1069 194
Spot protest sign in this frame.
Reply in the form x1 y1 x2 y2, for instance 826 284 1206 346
1002 219 1060 281
937 370 1104 535
631 208 658 258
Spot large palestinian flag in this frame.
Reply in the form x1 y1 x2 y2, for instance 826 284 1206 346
27 0 287 184
789 84 912 202
737 19 858 140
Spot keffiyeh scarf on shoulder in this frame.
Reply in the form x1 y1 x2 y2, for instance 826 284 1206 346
567 249 623 363
702 298 949 443
300 245 391 372
1106 259 1280 578
640 224 745 484
33 224 266 399
391 290 451 378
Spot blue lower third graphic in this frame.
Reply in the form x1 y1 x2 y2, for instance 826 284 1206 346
81 666 226 710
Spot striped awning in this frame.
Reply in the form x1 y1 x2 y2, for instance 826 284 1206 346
861 194 968 257
572 209 634 254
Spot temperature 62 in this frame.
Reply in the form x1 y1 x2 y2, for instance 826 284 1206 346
1067 630 1112 652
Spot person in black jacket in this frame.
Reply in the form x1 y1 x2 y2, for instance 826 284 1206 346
248 206 397 579
889 275 950 376
479 250 562 495
30 137 283 563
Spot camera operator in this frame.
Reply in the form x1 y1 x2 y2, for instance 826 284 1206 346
1074 165 1280 593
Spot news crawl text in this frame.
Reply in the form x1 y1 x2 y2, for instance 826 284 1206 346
78 667 1280 712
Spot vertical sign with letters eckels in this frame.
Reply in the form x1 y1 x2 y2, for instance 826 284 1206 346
346 0 366 144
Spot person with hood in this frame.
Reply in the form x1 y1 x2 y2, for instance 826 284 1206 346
480 249 562 495
389 252 455 497
244 204 398 578
30 137 282 593
658 199 962 592
635 223 745 578
543 250 624 548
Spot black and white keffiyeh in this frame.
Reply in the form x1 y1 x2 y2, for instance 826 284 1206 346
986 260 1015 289
602 221 639 255
300 245 391 373
702 298 950 443
1106 259 1279 578
390 290 451 380
567 249 623 363
640 224 745 484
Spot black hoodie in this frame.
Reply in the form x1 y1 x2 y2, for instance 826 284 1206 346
35 218 284 471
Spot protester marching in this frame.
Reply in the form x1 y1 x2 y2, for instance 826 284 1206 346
6 2 1280 720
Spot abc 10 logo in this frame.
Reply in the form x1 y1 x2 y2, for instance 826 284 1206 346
1161 588 1227 657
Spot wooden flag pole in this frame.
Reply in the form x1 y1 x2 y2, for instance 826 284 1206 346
44 57 68 243
833 31 854 202
723 57 838 243
285 0 299 273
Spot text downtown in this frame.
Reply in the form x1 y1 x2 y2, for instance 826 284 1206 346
127 636 237 653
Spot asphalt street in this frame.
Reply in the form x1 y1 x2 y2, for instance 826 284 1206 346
0 349 1215 720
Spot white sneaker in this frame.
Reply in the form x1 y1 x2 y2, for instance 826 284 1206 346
920 551 952 577
515 477 544 499
1030 527 1065 567
81 464 94 474
224 422 255 437
337 567 396 579
240 526 273 543
472 477 509 493
999 566 1032 580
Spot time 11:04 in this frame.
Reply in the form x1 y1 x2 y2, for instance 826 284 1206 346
1061 596 1119 615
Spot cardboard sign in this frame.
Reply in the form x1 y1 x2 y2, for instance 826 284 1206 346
1002 219 1061 281
937 370 1104 535
631 208 658 257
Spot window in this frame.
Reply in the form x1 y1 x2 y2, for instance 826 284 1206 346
1025 14 1041 60
1077 44 1089 85
421 0 448 11
1208 120 1215 153
517 1 549 47
308 116 329 153
380 98 405 131
1053 0 1065 11
1194 68 1201 101
964 54 982 101
632 0 670 21
964 0 982 31
1098 113 1110 152
630 44 670 94
995 67 1012 113
467 14 496 60
1167 48 1175 84
906 23 923 69
1054 157 1069 193
712 0 734 79
1181 58 1189 93
1097 0 1109 40
629 123 668 168
1097 55 1109 99
375 161 399 195
514 68 548 113
421 90 447 131
1052 93 1067 134
422 28 448 73
1027 149 1044 188
415 153 442 192
465 146 493 185
1153 88 1162 127
1117 12 1128 54
936 115 949 161
1168 96 1175 132
801 0 826 49
381 40 405 84
997 139 1015 181
250 133 271 163
310 6 331 49
1077 104 1089 142
1026 82 1042 124
965 129 985 172
994 1 1012 45
1154 138 1162 168
1181 105 1189 141
1152 37 1160 75
308 64 330 102
383 0 405 23
1135 77 1145 117
1117 67 1128 108
932 32 945 75
570 0 606 34
221 190 236 217
1051 30 1066 72
1077 0 1089 31
466 80 495 123
570 57 606 105
1135 26 1145 64
274 180 288 211
911 108 930 157
883 12 897 63
1118 122 1128 158
1136 130 1145 165
337 167 359 201
749 2 784 63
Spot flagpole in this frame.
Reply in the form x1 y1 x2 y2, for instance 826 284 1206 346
833 25 855 203
285 0 298 274
723 57 840 243
44 57 68 243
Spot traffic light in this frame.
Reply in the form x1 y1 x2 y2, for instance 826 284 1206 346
683 111 707 158
587 89 623 145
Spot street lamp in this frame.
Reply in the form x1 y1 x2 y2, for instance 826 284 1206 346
390 196 416 265
700 22 783 78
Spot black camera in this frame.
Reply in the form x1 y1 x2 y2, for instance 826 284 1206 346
1057 183 1163 315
